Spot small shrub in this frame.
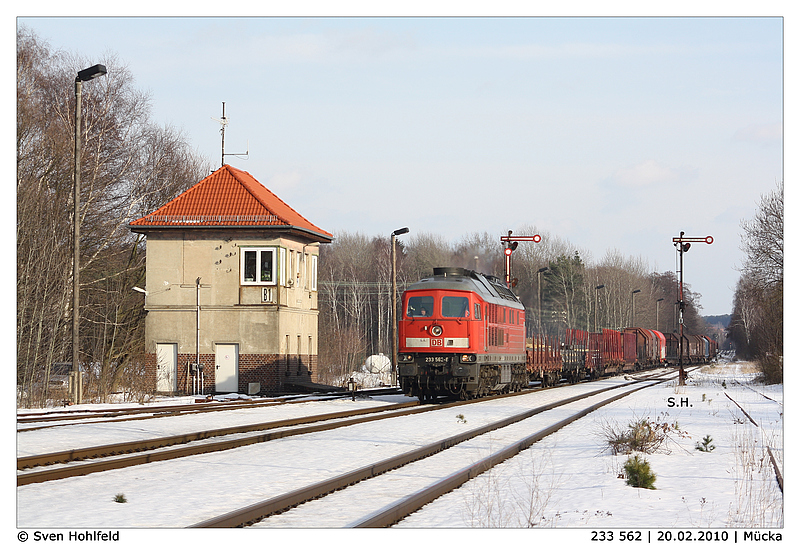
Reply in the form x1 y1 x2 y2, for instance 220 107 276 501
623 455 656 489
600 415 688 455
456 413 467 424
114 493 127 503
695 435 716 452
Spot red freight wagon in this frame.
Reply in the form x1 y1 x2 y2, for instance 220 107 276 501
624 327 666 369
561 328 589 383
588 329 626 377
527 333 562 387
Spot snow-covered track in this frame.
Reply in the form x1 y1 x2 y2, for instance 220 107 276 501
17 399 420 484
190 372 677 528
724 391 783 493
730 379 783 406
17 387 402 431
17 384 568 484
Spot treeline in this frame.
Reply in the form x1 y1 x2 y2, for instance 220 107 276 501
16 28 209 406
726 181 783 383
317 228 710 383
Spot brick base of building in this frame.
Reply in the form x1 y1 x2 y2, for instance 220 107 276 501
144 352 319 395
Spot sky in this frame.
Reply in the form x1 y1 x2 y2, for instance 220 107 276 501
14 8 786 316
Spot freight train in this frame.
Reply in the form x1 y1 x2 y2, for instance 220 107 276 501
397 267 717 401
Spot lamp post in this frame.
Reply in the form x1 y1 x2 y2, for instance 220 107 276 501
630 289 641 327
72 64 107 405
537 267 548 332
594 284 605 333
391 227 409 386
656 298 664 331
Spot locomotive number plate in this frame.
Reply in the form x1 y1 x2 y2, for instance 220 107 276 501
425 356 450 363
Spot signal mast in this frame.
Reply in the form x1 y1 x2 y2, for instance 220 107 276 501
501 230 542 287
672 231 713 385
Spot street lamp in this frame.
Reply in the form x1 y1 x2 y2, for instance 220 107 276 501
72 63 107 405
594 284 605 333
391 227 410 386
630 289 641 327
537 267 548 332
656 298 664 331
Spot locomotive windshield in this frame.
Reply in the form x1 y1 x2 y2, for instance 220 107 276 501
442 296 469 318
407 296 434 317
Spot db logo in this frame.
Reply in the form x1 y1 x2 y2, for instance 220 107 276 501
431 338 444 347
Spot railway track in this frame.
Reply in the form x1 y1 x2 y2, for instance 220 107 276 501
730 379 783 406
17 370 670 487
17 383 562 484
17 398 420 484
724 390 783 493
17 387 402 430
191 368 685 528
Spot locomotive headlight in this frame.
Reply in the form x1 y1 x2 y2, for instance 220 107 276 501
431 325 443 337
461 354 477 363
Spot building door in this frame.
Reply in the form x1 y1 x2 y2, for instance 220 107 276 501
156 343 177 393
215 343 239 392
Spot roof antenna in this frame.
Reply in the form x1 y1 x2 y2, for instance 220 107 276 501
212 102 249 166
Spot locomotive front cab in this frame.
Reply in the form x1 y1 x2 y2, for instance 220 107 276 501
398 288 482 399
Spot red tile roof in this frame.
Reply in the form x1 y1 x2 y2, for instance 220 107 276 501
130 165 332 242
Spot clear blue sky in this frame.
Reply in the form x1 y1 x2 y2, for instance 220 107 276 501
17 13 784 316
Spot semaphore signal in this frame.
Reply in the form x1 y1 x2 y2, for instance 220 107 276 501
500 230 542 287
672 231 713 385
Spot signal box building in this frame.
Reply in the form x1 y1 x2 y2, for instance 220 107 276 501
129 165 333 395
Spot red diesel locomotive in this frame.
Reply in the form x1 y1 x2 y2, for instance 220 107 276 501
397 267 527 401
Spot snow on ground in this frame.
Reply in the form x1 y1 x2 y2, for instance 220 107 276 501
14 361 787 543
16 393 408 457
399 362 784 529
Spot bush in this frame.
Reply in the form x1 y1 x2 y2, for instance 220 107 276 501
600 415 687 455
624 455 656 489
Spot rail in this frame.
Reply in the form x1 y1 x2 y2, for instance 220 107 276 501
18 400 419 482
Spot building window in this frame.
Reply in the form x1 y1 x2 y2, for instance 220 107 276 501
241 247 277 285
311 255 318 291
279 248 287 286
296 251 302 285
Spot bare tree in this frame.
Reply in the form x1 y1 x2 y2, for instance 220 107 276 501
729 181 783 381
17 27 208 406
405 231 453 280
740 181 783 289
